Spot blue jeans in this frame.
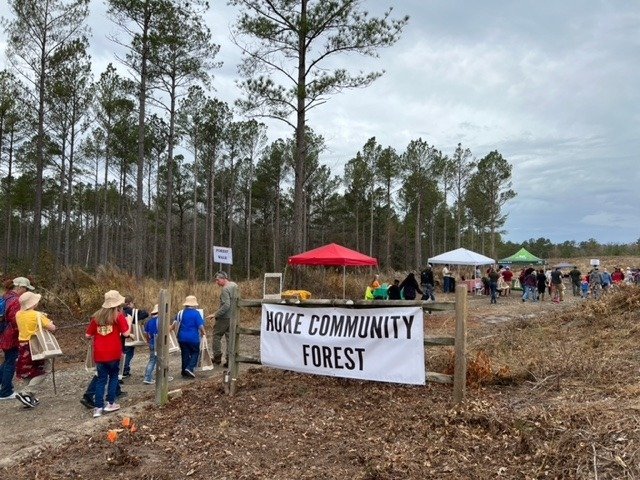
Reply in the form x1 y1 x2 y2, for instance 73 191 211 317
0 347 19 397
523 285 537 302
443 277 451 293
144 350 157 383
421 284 435 301
179 341 200 373
85 373 122 398
123 346 135 375
95 360 120 408
490 281 498 303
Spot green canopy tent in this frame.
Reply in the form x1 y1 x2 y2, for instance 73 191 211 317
498 247 546 266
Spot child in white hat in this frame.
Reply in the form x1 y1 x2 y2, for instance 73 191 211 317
15 291 56 408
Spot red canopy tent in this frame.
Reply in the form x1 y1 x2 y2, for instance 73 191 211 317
288 243 378 298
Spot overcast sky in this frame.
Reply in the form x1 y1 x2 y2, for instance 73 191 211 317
1 1 638 245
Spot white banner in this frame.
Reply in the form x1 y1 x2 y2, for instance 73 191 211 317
260 304 425 385
213 245 233 265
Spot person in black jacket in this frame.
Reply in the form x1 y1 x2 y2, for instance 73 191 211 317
399 273 423 300
387 280 401 300
420 265 436 301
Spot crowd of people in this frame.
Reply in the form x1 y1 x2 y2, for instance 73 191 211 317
364 263 639 304
0 271 237 418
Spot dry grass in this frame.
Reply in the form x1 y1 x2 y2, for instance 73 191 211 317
7 261 640 478
470 285 640 391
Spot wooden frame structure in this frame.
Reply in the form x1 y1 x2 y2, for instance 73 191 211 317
224 285 468 403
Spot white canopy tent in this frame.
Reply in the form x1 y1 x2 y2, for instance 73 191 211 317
428 247 495 266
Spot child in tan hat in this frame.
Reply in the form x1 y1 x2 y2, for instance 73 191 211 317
86 290 130 418
172 296 205 378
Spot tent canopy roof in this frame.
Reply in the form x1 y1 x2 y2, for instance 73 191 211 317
428 247 495 266
288 243 378 267
499 247 545 265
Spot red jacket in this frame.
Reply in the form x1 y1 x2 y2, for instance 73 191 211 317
0 291 20 350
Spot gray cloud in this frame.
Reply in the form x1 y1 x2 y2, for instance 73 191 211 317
0 0 637 244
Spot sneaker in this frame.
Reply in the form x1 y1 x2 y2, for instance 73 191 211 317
16 392 38 408
104 402 121 413
0 392 17 400
185 369 196 378
143 379 154 385
80 395 95 409
122 372 131 378
93 407 103 418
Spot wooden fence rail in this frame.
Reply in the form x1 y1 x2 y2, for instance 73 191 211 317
224 286 467 402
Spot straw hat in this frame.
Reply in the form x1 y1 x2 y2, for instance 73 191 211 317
19 291 41 311
13 277 35 291
150 304 159 315
183 295 199 307
102 290 126 309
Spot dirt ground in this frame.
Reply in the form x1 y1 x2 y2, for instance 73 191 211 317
1 287 637 479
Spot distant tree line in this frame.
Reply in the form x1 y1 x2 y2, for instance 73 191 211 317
2 1 625 282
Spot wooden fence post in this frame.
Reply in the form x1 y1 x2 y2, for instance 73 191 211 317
453 285 467 404
155 289 170 406
226 297 240 396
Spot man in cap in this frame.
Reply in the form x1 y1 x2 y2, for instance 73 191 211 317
1 277 35 400
589 266 603 300
207 272 238 367
568 266 582 296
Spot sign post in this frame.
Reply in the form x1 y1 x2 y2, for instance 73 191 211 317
155 290 170 406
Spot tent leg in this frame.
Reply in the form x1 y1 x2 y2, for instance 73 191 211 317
343 265 346 299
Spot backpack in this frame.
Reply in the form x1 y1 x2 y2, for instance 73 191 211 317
0 297 6 333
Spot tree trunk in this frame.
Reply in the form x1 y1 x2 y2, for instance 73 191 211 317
33 40 48 273
55 136 67 267
3 130 15 272
414 195 422 270
246 157 254 280
273 177 281 271
192 140 198 282
101 131 110 265
64 117 77 267
164 84 178 282
369 181 374 256
292 0 308 256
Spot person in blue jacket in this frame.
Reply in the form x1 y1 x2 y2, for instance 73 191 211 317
172 296 205 378
122 295 149 377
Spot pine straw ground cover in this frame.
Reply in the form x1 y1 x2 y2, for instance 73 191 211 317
6 286 640 479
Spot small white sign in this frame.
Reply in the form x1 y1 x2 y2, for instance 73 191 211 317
590 258 600 266
213 246 233 265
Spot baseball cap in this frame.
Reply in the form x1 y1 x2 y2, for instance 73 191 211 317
214 271 228 280
13 277 35 291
